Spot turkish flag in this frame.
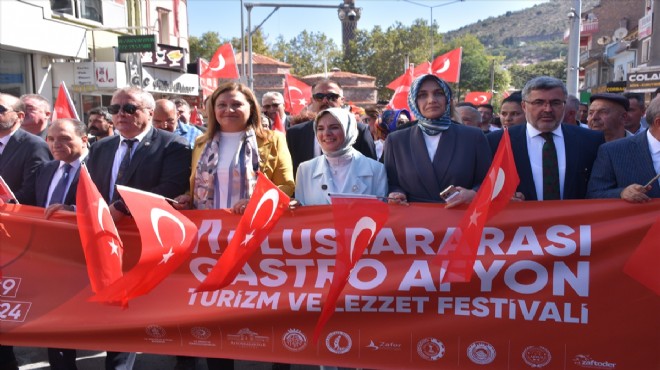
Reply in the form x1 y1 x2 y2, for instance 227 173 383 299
434 128 519 283
284 74 312 116
624 216 660 295
272 111 285 133
201 43 239 79
196 172 290 292
386 61 431 90
430 47 462 83
198 58 218 101
465 91 493 105
90 186 198 303
75 166 125 303
312 195 389 341
189 106 200 126
51 81 79 121
0 176 17 204
386 64 414 112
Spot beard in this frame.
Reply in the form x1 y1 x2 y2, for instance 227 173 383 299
0 116 17 131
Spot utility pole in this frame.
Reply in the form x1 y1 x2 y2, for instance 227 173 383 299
566 0 582 96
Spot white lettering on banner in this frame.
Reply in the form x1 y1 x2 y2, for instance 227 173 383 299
186 222 592 325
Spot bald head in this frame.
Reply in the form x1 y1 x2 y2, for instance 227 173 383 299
153 99 178 132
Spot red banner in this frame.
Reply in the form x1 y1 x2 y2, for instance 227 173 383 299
1 200 659 369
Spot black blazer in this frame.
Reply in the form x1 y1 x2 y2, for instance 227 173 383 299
383 123 492 203
286 119 377 176
86 127 192 202
0 129 52 204
487 123 604 201
21 159 84 207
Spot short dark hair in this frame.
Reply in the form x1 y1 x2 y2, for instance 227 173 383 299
51 118 87 138
502 91 522 104
88 106 112 123
456 102 477 108
623 93 645 109
522 76 567 101
312 79 342 91
477 104 494 112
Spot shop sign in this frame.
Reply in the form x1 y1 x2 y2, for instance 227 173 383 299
627 69 660 90
73 62 119 89
638 12 653 39
118 35 156 54
605 81 627 93
140 67 198 96
141 44 186 72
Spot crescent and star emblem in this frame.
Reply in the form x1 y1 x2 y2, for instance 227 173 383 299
491 168 506 200
288 86 302 95
151 208 186 264
97 201 120 256
348 216 377 264
250 189 280 228
435 59 450 74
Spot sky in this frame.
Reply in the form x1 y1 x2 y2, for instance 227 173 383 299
187 0 549 47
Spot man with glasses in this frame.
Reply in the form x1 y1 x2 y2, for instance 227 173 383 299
261 91 290 130
19 94 52 140
487 76 604 201
285 79 376 175
153 99 201 149
0 93 51 370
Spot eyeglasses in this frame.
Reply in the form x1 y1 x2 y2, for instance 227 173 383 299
108 103 144 115
0 104 13 114
524 100 565 108
312 93 341 102
262 103 282 110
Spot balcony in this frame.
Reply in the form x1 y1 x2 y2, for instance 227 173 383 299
581 20 599 35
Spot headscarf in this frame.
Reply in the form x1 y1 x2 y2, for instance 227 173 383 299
407 74 453 135
314 107 358 158
380 109 412 134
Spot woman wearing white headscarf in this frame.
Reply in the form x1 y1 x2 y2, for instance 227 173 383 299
295 107 387 205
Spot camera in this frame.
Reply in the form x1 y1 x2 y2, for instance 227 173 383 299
347 10 356 21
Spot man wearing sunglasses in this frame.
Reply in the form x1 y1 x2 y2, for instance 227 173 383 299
0 93 52 370
262 91 291 130
285 79 376 175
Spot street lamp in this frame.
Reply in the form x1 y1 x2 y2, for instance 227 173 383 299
402 0 464 60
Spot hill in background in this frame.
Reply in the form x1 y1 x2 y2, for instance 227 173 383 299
444 0 600 65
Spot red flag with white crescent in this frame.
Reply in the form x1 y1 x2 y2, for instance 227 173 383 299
312 195 389 342
431 47 462 83
51 81 79 121
433 128 519 283
465 91 493 105
196 172 290 292
201 43 239 79
75 165 125 304
386 61 432 90
284 74 312 116
90 186 198 303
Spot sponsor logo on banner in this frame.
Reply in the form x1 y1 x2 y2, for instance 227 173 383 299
366 340 402 351
189 326 215 347
416 337 445 361
467 341 496 365
227 328 269 349
573 354 617 369
522 346 552 368
282 328 307 352
325 331 352 354
144 324 173 344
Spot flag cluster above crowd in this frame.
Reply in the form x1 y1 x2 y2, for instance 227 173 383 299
0 57 659 370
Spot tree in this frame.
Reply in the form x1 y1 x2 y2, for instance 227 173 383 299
189 31 222 62
271 31 341 76
507 60 566 90
230 28 271 55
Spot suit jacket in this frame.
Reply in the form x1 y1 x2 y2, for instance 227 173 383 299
0 129 52 204
487 123 604 201
86 127 191 203
190 130 295 197
383 123 492 203
21 159 83 207
587 130 660 199
286 119 377 175
295 151 387 205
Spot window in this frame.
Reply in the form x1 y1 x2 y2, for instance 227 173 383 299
158 8 170 45
641 39 651 63
0 50 28 97
51 0 103 23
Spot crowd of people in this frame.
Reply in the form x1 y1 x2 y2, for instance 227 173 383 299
0 72 659 370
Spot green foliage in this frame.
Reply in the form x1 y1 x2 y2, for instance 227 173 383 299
189 31 222 62
508 60 567 90
270 31 341 76
230 28 271 56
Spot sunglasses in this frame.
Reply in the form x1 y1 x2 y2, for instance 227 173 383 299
0 104 13 114
312 93 341 102
108 103 143 115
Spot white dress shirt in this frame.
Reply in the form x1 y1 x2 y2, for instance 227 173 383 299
526 123 566 200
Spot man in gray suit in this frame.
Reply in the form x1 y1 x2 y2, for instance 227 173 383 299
587 95 660 202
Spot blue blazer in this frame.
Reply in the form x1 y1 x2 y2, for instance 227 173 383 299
86 127 191 202
295 151 387 205
0 129 52 204
587 130 660 199
383 123 492 203
487 124 604 201
21 160 82 207
286 119 377 176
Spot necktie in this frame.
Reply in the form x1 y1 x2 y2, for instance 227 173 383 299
49 163 73 206
116 139 137 186
540 132 560 200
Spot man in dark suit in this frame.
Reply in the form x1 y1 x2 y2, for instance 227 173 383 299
0 93 52 370
487 76 604 201
587 95 660 201
286 79 376 175
85 87 191 370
